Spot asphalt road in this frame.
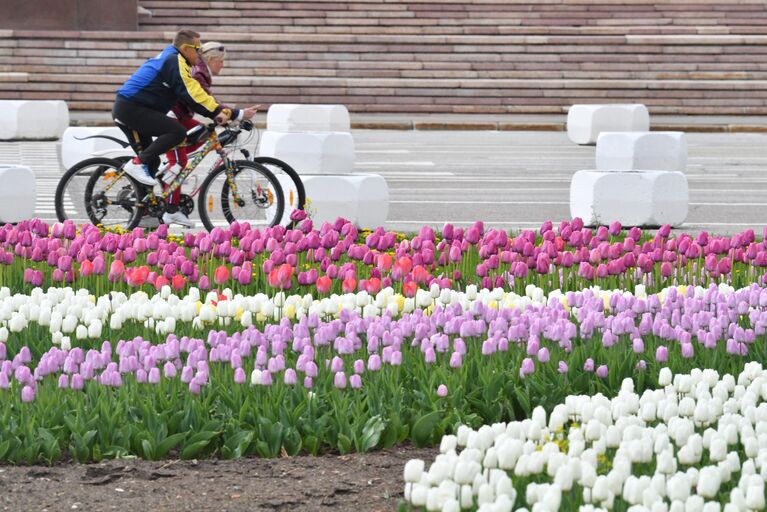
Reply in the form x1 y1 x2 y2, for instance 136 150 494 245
1 130 765 236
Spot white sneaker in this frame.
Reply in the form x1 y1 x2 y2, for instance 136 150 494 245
162 210 194 228
122 159 158 186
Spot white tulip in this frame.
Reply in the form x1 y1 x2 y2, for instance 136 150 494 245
666 473 691 502
410 483 428 507
88 319 102 339
656 449 676 474
701 503 721 512
440 435 458 454
75 324 87 340
442 498 460 512
659 368 673 387
696 466 721 499
61 336 71 351
453 460 480 485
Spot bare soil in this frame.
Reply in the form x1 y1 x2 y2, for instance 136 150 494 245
0 445 438 512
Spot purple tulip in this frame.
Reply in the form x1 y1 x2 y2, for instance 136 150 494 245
557 361 568 374
349 374 362 389
21 385 35 403
596 365 608 378
537 347 550 363
437 384 448 397
71 373 84 390
367 355 382 372
632 338 644 354
234 367 246 384
655 346 669 363
583 358 595 372
519 357 535 377
334 371 347 389
284 368 298 385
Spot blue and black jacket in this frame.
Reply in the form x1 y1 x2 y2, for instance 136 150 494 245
117 45 229 119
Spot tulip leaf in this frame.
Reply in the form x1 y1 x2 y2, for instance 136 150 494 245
155 433 186 459
411 411 441 448
0 440 9 460
222 430 253 460
359 415 386 452
180 440 210 460
282 428 302 457
141 439 155 460
303 435 320 455
337 433 352 454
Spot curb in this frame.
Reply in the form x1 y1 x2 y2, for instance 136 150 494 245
70 116 767 133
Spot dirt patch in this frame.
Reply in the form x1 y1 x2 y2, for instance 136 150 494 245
0 445 438 512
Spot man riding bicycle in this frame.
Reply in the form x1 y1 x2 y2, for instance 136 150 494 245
112 29 254 227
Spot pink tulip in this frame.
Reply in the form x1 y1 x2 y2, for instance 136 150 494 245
437 384 448 397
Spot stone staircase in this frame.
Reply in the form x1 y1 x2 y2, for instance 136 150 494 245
2 0 767 115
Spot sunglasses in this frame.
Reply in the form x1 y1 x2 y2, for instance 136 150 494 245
180 43 201 51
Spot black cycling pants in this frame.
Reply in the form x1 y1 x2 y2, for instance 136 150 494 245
112 95 186 176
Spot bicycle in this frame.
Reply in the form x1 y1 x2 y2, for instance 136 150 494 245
60 120 285 230
55 120 306 228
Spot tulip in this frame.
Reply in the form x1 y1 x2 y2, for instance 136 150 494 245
333 371 347 389
519 357 535 377
21 385 35 403
583 358 594 372
437 384 448 397
214 265 230 285
656 346 669 362
596 365 608 378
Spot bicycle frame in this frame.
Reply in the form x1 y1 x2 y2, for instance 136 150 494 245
101 128 244 212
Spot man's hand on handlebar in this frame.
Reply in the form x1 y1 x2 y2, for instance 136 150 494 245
242 104 261 120
214 108 232 125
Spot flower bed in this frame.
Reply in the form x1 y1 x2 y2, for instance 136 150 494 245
1 217 767 512
1 278 766 465
1 219 766 299
403 363 767 511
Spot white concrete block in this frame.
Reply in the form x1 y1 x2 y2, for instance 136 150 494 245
275 174 388 229
60 127 130 169
266 104 351 132
570 170 688 227
596 131 687 172
257 131 355 175
0 165 35 223
567 104 650 145
0 100 69 140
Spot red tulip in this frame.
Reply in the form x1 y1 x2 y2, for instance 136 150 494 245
171 274 186 291
316 275 332 294
342 277 356 294
276 263 294 287
154 275 169 290
366 277 381 295
402 280 417 298
214 265 230 285
80 260 93 277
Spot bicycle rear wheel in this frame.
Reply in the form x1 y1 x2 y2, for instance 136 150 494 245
252 156 306 223
198 160 284 231
55 156 130 223
83 161 144 229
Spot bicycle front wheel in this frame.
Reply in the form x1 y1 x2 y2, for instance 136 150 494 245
83 161 144 230
55 156 130 223
252 156 306 222
198 160 285 231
